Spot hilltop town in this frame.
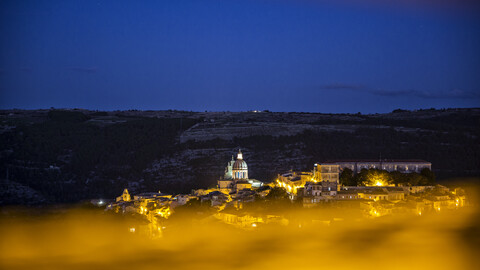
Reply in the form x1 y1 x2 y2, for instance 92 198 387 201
1 108 478 206
106 149 467 236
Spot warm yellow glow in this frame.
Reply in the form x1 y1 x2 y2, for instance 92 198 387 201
0 200 478 270
365 171 393 187
154 207 172 219
369 209 381 217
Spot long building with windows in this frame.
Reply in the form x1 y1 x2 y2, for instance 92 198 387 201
321 159 431 174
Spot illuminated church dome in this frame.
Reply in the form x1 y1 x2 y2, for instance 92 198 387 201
233 158 248 170
232 149 248 179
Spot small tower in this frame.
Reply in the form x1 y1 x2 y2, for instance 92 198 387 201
224 155 235 180
118 188 131 202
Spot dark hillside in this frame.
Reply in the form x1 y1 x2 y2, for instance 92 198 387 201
1 108 479 205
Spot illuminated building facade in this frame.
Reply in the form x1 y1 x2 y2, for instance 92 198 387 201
323 159 431 174
313 163 339 182
116 188 131 202
313 163 340 191
278 171 312 185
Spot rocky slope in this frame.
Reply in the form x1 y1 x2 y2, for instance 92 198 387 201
0 108 479 205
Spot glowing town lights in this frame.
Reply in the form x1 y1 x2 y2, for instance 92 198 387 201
369 209 381 217
375 181 383 186
418 211 422 216
251 223 257 228
129 227 136 233
154 207 172 219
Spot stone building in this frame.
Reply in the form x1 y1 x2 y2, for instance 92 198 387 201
116 188 131 202
313 163 339 182
313 163 340 191
322 159 431 174
278 171 313 189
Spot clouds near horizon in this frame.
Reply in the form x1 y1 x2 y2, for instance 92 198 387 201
319 84 480 100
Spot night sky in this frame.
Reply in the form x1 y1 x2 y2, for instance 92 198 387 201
1 0 479 113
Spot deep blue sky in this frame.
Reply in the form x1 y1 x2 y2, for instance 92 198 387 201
1 0 479 113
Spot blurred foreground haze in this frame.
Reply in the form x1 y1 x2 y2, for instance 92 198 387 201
1 180 479 270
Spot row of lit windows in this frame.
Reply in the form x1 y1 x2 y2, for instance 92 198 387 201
338 195 356 199
234 171 247 179
353 164 426 171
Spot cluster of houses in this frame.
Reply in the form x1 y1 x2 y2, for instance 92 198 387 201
105 150 467 231
278 163 465 217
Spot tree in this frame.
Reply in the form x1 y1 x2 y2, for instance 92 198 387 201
420 168 435 185
339 168 355 186
405 173 425 186
363 169 393 186
354 169 369 186
265 187 289 201
391 171 406 185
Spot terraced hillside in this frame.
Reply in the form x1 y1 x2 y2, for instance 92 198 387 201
1 108 479 205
